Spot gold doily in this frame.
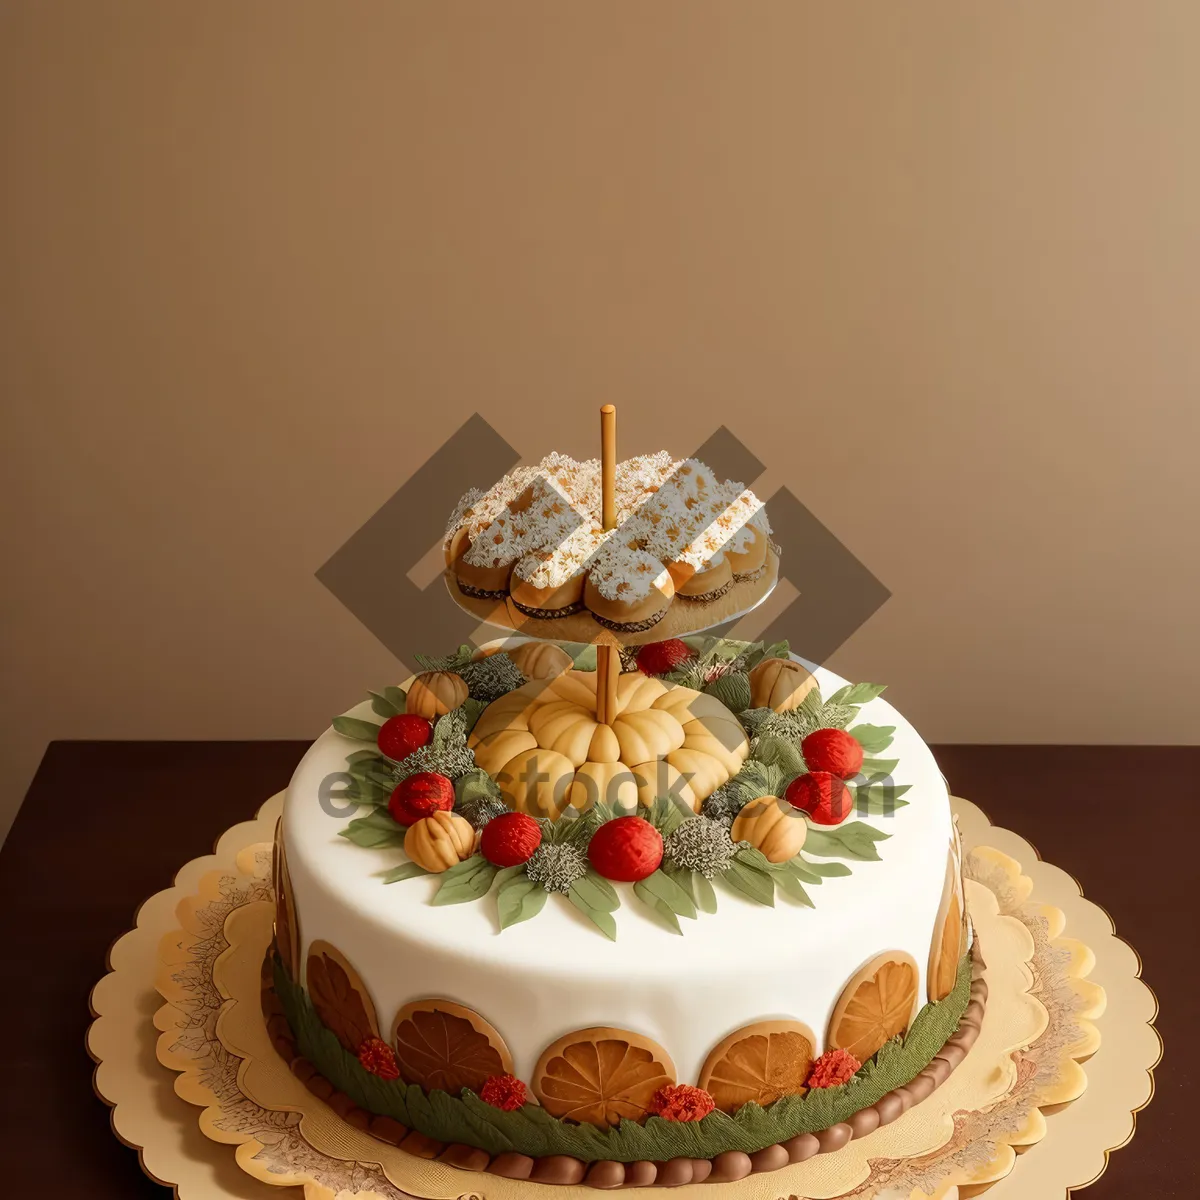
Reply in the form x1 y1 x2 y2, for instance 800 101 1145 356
88 796 1160 1199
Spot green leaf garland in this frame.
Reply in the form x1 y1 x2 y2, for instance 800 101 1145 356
331 639 920 937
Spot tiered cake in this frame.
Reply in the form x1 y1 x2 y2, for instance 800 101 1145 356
273 421 974 1184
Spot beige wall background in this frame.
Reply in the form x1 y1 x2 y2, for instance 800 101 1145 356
4 1 1199 843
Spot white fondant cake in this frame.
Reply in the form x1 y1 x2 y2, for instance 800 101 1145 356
282 656 953 1084
268 441 973 1175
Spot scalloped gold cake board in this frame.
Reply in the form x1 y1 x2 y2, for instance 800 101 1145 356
88 796 1160 1200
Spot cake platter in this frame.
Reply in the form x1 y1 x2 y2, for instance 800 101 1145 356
88 793 1160 1199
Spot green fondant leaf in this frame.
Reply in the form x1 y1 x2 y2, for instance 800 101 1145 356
803 821 889 861
853 782 910 817
799 858 853 877
339 810 406 848
828 682 887 706
497 875 548 929
692 872 718 913
380 861 430 884
848 723 895 754
565 642 598 670
754 735 806 781
634 869 697 920
432 855 497 905
720 860 775 906
332 715 384 742
859 757 900 779
635 894 683 934
568 886 618 940
455 768 502 807
458 696 489 734
733 845 774 874
370 690 403 719
724 759 785 804
570 871 620 912
772 869 814 906
703 671 751 713
384 685 408 712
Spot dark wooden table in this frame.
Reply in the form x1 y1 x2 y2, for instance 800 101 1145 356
0 742 1190 1196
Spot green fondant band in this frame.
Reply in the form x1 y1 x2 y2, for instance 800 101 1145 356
273 951 973 1163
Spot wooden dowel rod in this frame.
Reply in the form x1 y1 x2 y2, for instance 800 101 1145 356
596 643 620 724
600 404 617 531
596 641 610 722
603 644 619 724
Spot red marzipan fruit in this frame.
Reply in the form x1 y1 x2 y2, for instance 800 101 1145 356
377 713 433 761
587 816 663 882
800 727 864 780
784 771 855 826
388 772 454 826
635 639 695 676
480 811 543 867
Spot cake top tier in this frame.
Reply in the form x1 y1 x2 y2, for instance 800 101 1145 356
444 452 776 640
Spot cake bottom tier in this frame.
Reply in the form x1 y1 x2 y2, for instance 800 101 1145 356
262 947 986 1184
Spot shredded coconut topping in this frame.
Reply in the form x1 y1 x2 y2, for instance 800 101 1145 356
587 543 672 602
446 452 770 594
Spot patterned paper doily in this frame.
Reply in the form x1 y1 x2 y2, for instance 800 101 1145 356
88 796 1160 1200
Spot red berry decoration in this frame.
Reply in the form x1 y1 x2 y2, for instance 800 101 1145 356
806 1048 861 1089
785 771 855 826
480 1073 528 1111
635 638 695 676
357 1036 401 1080
587 816 663 882
481 811 542 867
649 1084 716 1121
377 713 433 761
801 728 864 779
388 771 455 826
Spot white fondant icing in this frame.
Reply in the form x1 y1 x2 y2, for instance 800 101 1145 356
282 658 952 1083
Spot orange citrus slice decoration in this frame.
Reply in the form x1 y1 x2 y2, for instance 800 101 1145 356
305 941 380 1053
533 1027 676 1126
828 952 919 1062
697 1020 816 1113
929 832 967 1001
391 1000 513 1095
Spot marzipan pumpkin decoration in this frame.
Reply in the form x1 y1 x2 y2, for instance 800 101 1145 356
828 951 919 1061
497 640 574 680
305 941 380 1054
730 797 808 862
748 657 817 713
468 670 749 820
391 999 513 1094
406 670 469 720
533 1027 676 1126
698 1020 817 1113
404 810 476 872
